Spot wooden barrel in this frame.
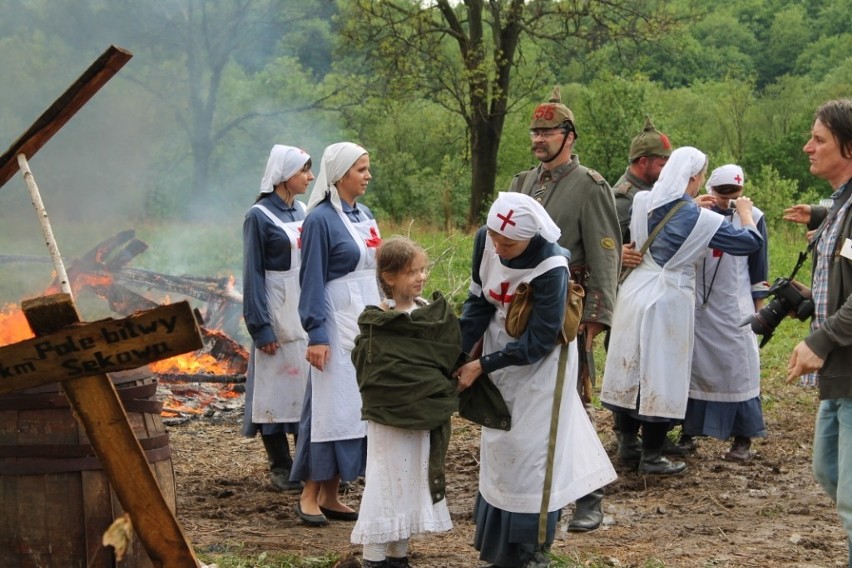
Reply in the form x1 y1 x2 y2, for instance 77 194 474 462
0 366 176 568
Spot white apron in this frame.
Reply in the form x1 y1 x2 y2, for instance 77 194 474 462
690 208 763 402
477 237 616 514
601 195 724 419
310 210 381 442
250 203 309 423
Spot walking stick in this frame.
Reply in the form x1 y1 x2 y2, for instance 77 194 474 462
536 343 570 557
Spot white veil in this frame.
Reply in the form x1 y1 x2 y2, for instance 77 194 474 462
306 142 368 212
647 146 707 211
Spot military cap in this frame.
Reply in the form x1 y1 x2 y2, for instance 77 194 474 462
628 117 672 161
529 86 575 130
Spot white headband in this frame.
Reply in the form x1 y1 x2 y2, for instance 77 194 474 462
486 192 561 243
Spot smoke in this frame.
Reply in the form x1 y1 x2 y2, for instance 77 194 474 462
0 3 338 315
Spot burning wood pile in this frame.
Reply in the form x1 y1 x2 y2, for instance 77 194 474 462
1 230 249 424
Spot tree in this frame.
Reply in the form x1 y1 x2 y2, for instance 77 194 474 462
338 0 681 226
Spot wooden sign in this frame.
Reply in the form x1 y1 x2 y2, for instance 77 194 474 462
17 293 202 567
0 300 202 395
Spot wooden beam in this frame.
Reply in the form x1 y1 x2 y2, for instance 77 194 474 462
0 45 133 189
22 294 200 567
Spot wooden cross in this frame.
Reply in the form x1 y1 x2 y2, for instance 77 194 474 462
0 46 202 567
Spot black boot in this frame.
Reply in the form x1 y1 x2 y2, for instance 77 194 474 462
663 433 697 456
567 489 603 532
362 560 387 568
616 432 642 466
639 446 687 475
385 557 410 568
724 436 753 462
261 433 301 491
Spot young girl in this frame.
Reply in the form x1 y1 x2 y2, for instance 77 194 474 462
350 237 461 568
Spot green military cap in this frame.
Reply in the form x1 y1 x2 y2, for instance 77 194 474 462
529 86 575 130
628 117 673 161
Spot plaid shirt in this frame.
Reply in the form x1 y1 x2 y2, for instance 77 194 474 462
802 182 852 386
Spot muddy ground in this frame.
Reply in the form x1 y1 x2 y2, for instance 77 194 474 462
169 382 849 567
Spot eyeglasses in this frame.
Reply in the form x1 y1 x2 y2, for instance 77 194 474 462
529 128 566 139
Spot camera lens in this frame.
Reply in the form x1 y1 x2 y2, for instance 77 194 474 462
745 298 788 336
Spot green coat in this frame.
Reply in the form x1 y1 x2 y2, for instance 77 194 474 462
351 291 461 502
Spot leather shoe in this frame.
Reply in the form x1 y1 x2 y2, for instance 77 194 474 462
295 502 328 526
319 506 358 521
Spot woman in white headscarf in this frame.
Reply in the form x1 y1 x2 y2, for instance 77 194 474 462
242 144 314 492
601 147 764 476
292 142 381 526
455 192 616 568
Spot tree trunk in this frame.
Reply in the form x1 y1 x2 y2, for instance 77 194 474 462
468 115 502 228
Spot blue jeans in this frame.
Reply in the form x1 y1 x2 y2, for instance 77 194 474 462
812 398 852 565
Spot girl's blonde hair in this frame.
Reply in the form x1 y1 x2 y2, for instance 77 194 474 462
376 237 425 298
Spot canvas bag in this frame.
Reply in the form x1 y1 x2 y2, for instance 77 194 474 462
505 280 585 344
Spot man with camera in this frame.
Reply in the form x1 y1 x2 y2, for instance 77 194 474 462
784 99 852 565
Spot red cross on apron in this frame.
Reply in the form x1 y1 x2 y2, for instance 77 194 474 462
488 281 514 305
365 226 382 248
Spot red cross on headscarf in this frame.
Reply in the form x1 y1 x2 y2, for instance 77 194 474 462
489 281 514 305
365 226 382 248
497 209 516 231
734 174 742 184
297 226 303 249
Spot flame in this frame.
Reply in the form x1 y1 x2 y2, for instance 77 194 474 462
150 352 239 375
0 304 35 346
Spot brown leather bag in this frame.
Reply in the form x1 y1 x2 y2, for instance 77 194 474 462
505 280 584 344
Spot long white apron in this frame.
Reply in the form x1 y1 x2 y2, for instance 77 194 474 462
690 209 763 402
477 237 616 514
250 203 309 423
601 195 723 419
310 211 381 442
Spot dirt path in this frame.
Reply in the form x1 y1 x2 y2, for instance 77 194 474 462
170 384 848 567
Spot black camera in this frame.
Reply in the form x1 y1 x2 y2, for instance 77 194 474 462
742 277 814 347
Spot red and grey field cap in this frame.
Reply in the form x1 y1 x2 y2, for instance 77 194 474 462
628 117 673 161
529 86 575 129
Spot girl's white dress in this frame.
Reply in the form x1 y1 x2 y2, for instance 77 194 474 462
350 301 453 545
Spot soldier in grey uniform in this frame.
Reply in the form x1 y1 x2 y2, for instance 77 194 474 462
510 86 621 533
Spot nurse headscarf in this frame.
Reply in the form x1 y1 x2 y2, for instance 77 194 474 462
306 142 368 212
486 192 561 243
259 145 311 194
646 146 707 212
